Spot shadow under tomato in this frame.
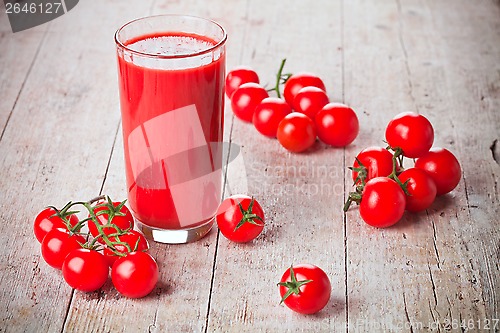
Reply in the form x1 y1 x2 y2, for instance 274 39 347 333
427 193 458 215
313 296 345 319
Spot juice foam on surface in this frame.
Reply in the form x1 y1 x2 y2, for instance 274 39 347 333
123 33 219 69
127 34 215 56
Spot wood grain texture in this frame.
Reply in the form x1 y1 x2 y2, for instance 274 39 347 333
0 0 498 332
207 0 346 332
0 12 45 141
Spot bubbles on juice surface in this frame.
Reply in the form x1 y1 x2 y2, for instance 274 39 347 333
128 35 214 56
124 34 222 70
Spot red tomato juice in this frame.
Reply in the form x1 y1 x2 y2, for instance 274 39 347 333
117 32 225 230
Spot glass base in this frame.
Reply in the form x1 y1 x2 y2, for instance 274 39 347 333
136 218 214 244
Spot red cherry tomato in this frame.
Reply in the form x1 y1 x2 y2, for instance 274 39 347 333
225 67 260 98
252 97 292 138
292 86 329 118
41 228 85 270
351 147 394 185
398 168 437 212
230 83 269 122
415 148 461 195
278 264 331 314
34 207 79 243
315 103 359 147
62 249 109 292
103 230 149 267
111 251 158 298
277 113 317 153
283 73 326 107
216 195 265 243
88 200 134 243
385 112 434 158
359 177 406 228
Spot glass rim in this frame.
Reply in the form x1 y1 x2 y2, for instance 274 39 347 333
114 14 227 59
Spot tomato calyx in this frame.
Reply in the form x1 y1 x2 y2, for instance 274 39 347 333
348 157 368 186
47 201 81 233
386 147 410 196
278 265 313 304
344 157 368 212
84 200 134 256
234 197 264 231
53 195 139 256
93 196 129 224
268 58 292 98
344 149 410 212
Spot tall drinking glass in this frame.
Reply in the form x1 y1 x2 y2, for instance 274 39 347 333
115 15 226 244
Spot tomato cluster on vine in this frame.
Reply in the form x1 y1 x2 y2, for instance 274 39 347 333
344 112 462 228
226 59 359 153
34 195 158 298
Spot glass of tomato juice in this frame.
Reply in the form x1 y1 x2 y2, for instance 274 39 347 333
115 15 226 243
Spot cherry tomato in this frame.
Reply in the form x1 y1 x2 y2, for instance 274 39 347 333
62 249 109 292
398 168 437 212
230 83 269 122
252 97 292 138
225 67 260 99
415 148 461 195
34 207 79 243
111 251 158 298
103 230 149 267
216 195 265 243
385 112 434 158
351 147 394 185
292 86 329 119
277 113 317 153
278 264 331 314
283 73 326 107
359 177 406 228
315 103 359 147
41 228 85 270
88 200 134 243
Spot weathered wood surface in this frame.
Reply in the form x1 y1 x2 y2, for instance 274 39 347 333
0 0 498 332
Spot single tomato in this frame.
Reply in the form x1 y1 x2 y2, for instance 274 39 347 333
283 73 326 107
315 103 359 147
385 112 434 158
277 113 317 153
398 168 437 212
216 195 265 243
34 207 79 243
415 148 461 195
359 177 406 228
62 249 109 292
41 228 85 270
111 251 158 298
88 199 134 243
278 264 331 314
230 83 269 122
225 67 260 98
292 86 329 119
351 147 394 185
253 97 292 138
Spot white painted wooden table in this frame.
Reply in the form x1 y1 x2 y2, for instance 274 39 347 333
1 0 499 332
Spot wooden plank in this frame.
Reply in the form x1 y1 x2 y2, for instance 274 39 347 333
399 0 500 327
0 13 46 140
60 1 242 332
0 1 154 332
343 0 499 331
206 0 346 331
342 1 432 331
